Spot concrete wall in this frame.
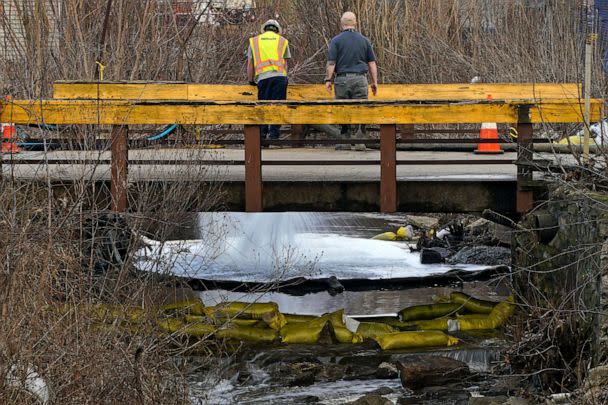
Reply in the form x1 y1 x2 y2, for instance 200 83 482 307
51 179 525 214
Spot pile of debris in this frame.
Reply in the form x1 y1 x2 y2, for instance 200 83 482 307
371 214 512 266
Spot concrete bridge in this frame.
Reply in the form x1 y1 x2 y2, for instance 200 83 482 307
0 82 601 214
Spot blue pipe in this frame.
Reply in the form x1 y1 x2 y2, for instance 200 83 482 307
146 124 177 141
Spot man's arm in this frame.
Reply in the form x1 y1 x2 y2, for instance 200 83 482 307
368 61 378 96
325 62 336 93
247 57 255 83
284 43 291 74
325 39 337 93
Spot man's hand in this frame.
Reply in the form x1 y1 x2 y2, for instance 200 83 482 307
371 83 378 96
325 80 333 93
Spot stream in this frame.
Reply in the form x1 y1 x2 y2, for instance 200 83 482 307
138 212 511 404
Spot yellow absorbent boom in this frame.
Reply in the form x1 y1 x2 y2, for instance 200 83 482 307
374 331 460 350
399 303 465 321
449 292 498 314
404 297 515 332
205 302 279 320
161 298 206 316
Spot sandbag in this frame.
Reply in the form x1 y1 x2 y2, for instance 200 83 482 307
411 298 515 332
356 322 396 339
405 318 450 331
283 314 319 323
320 309 346 328
92 305 146 323
157 318 184 333
184 315 263 328
263 312 287 330
453 298 515 331
333 326 357 344
351 316 413 330
208 302 279 320
161 298 205 316
399 303 464 321
157 318 216 336
280 319 330 344
372 231 397 241
216 326 278 343
374 331 460 350
449 292 497 314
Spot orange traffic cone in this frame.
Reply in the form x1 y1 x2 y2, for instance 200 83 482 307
474 122 503 154
1 124 20 154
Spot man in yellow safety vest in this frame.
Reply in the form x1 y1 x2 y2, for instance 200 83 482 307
247 19 291 141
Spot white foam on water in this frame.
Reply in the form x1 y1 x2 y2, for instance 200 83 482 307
136 212 485 281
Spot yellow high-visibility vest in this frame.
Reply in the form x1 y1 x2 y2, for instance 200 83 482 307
249 31 288 76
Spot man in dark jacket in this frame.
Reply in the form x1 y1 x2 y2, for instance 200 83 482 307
325 12 378 151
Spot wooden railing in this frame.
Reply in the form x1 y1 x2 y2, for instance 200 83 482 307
0 82 603 214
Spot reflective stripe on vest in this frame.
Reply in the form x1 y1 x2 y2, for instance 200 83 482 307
250 31 288 75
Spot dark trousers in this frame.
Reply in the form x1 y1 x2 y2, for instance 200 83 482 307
334 74 368 138
257 76 288 139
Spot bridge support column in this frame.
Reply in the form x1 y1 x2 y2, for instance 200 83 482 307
380 124 397 213
111 125 128 212
516 105 534 214
244 125 263 212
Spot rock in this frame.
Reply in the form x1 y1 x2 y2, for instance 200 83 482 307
257 352 320 368
287 370 316 387
407 215 440 229
339 354 390 369
468 396 508 405
293 395 320 403
375 362 399 379
347 394 393 405
343 365 380 381
421 248 444 264
466 218 512 245
422 384 470 404
396 355 470 390
266 361 319 387
326 276 345 296
370 386 395 396
467 218 492 235
398 383 470 404
447 246 511 266
313 363 341 382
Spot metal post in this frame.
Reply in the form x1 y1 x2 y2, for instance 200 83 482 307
111 125 128 212
583 36 596 163
244 125 263 212
380 124 397 213
516 106 533 214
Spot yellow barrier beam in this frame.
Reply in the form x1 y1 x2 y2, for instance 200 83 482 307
0 99 602 125
53 82 583 102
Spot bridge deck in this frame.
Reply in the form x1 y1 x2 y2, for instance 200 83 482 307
2 148 520 181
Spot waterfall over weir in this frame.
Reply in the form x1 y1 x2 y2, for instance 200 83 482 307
137 212 485 282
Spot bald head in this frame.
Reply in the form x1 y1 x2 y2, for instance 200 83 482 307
341 12 357 29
